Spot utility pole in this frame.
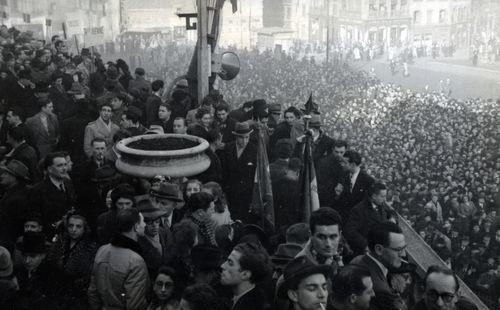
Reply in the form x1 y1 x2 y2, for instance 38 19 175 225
326 0 330 64
197 0 210 106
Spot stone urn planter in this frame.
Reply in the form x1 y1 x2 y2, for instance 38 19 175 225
115 134 211 178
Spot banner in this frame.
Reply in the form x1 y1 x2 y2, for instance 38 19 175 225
84 26 104 47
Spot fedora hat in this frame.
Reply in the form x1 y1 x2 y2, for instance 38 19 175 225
232 122 253 136
308 114 322 128
136 197 167 221
0 159 30 181
277 256 332 298
17 232 47 254
150 183 184 202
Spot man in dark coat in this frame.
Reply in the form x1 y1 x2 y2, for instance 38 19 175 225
220 242 272 310
349 222 407 310
0 160 31 247
272 158 301 230
3 126 40 182
144 80 164 127
293 115 334 165
316 140 348 214
28 152 75 239
214 102 237 144
344 182 392 256
4 106 36 148
220 122 257 223
269 139 293 182
228 101 253 123
269 106 301 162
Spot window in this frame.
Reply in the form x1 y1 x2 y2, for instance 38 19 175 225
369 0 377 12
439 9 447 23
413 10 421 24
427 10 433 24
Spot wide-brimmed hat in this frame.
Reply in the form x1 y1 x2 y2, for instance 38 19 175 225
136 197 167 221
150 183 184 202
17 232 47 254
277 256 332 298
0 246 13 277
232 122 253 136
0 159 30 181
308 114 322 128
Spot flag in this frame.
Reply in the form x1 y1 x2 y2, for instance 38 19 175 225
250 124 275 232
215 0 237 12
303 93 319 115
298 129 320 222
230 0 238 13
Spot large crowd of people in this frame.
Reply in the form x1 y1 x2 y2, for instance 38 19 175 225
0 25 499 310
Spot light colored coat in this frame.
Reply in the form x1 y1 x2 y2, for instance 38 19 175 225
84 117 119 158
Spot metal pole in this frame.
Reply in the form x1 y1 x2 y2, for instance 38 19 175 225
326 0 330 64
197 0 210 106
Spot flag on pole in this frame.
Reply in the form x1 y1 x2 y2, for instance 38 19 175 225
303 93 319 115
299 133 320 222
250 124 275 232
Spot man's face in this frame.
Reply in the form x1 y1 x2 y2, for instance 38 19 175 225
185 182 200 198
65 155 73 172
200 113 212 128
216 109 228 122
288 274 328 310
311 225 340 257
371 189 387 206
333 146 346 159
92 141 106 161
235 135 250 149
424 273 458 310
42 102 54 114
135 213 146 236
173 119 187 134
48 157 69 180
67 217 85 240
23 252 46 271
100 106 112 122
115 197 134 212
379 232 406 269
221 250 246 286
24 221 43 233
353 277 375 309
145 218 160 237
110 98 123 110
152 196 176 216
6 111 20 126
121 114 133 129
158 106 171 121
284 112 296 125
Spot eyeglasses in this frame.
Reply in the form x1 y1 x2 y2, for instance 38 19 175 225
386 245 407 255
426 290 455 303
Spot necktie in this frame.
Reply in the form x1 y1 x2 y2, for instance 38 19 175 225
59 183 65 193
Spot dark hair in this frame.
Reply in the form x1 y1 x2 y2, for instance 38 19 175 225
195 106 212 120
7 106 25 121
201 96 215 107
182 284 221 310
7 126 26 142
37 97 52 109
205 129 221 144
152 80 164 92
343 150 362 166
367 222 403 252
215 102 230 113
113 129 132 143
116 208 140 233
152 266 183 302
91 137 107 147
173 219 199 257
125 110 140 123
100 101 113 110
309 208 342 234
333 139 348 149
173 117 187 127
159 102 172 112
186 192 214 212
42 152 66 170
331 265 372 302
202 182 227 213
110 183 136 209
368 182 387 198
233 242 271 283
424 265 460 292
284 106 301 118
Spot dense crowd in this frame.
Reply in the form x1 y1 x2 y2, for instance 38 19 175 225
0 25 499 310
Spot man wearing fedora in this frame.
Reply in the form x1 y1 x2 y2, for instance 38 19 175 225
0 159 31 246
294 114 334 165
137 197 174 273
149 182 185 230
220 121 257 223
220 242 272 310
277 256 331 310
14 231 62 309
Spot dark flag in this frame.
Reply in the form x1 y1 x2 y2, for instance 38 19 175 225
230 0 238 13
216 0 238 13
250 124 275 232
299 94 320 221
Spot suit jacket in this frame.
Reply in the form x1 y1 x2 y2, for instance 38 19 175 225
316 154 345 211
221 141 257 222
341 169 375 209
60 112 94 164
25 112 60 157
138 227 174 273
350 254 404 310
144 94 162 126
29 178 76 238
344 199 392 255
269 158 289 182
83 117 120 158
232 287 270 310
